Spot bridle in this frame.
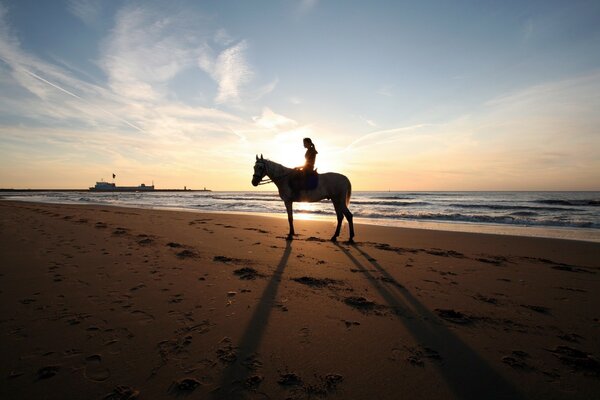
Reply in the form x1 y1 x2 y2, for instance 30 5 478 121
253 160 290 185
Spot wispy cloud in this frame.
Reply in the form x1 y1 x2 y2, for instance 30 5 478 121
67 0 102 27
198 40 254 104
359 116 377 128
214 28 235 46
253 107 297 130
297 0 319 15
100 6 200 101
376 85 393 97
341 123 433 152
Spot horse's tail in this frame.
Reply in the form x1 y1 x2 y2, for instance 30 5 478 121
346 178 352 207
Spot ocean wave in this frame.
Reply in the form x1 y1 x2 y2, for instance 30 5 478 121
535 199 600 207
354 212 598 229
352 200 431 207
509 211 539 217
370 196 414 200
210 196 282 202
295 209 335 215
448 203 579 212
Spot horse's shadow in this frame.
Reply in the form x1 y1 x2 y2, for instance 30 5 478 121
334 242 523 400
212 241 292 399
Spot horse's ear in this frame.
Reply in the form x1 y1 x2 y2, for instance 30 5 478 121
256 155 259 161
260 154 263 160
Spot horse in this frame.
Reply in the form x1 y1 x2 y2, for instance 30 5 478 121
251 155 355 242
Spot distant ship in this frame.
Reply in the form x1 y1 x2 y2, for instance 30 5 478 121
89 180 210 192
89 181 154 192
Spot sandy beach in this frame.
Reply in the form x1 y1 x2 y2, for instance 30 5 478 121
0 200 598 399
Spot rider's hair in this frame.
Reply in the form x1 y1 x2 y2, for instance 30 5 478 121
303 137 315 148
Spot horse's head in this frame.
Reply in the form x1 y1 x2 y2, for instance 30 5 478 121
251 154 266 186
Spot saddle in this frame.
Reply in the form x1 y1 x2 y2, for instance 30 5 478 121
290 169 319 192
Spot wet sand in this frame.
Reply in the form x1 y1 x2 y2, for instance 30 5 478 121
0 200 598 399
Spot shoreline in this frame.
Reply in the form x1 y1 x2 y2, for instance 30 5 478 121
2 196 599 243
1 200 598 399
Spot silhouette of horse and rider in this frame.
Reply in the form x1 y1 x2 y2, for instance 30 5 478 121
251 138 354 242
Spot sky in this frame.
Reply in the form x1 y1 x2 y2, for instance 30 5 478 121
0 0 599 191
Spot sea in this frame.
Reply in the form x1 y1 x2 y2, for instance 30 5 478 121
2 191 599 242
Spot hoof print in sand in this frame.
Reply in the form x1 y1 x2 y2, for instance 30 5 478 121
549 346 600 373
166 242 182 248
85 354 110 381
558 333 583 343
474 294 498 305
342 319 361 328
344 296 378 313
169 377 200 393
244 375 264 388
217 337 237 363
293 276 341 288
176 250 197 259
213 255 246 263
521 304 550 314
36 365 60 380
435 309 472 324
137 236 153 245
405 346 442 367
103 385 139 400
324 373 343 389
502 351 530 370
278 372 303 386
233 267 262 280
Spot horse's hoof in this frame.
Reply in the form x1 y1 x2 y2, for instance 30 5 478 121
286 235 294 241
346 238 355 244
330 236 337 242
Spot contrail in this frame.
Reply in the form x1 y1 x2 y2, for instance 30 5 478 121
23 69 146 133
0 54 146 134
339 123 432 153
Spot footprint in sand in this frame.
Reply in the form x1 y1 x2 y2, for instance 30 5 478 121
130 310 155 324
84 354 110 381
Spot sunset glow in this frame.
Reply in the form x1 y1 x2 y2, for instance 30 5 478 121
0 1 598 190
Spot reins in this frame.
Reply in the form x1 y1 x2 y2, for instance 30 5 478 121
254 160 291 185
256 178 274 185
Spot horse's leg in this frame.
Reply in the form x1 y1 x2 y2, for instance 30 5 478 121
331 200 343 242
342 206 354 242
285 201 295 240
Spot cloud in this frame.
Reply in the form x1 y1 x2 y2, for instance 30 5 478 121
339 72 600 189
342 123 433 153
214 28 235 46
100 6 202 101
298 0 319 15
359 116 377 128
253 107 297 130
377 85 393 97
67 0 102 27
0 4 266 147
198 40 254 104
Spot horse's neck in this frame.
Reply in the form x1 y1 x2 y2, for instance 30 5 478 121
266 160 290 179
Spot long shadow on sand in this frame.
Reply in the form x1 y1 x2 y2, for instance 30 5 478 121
212 241 292 399
335 242 523 400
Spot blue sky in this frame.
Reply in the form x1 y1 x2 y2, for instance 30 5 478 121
0 0 598 190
